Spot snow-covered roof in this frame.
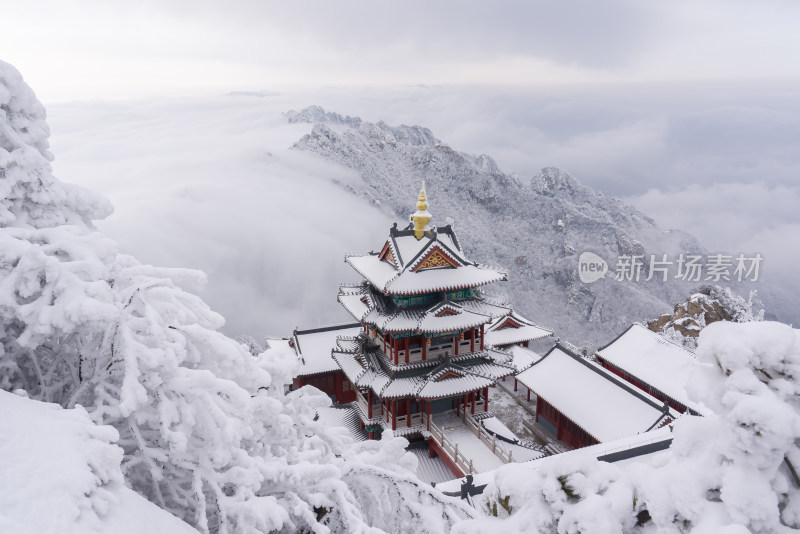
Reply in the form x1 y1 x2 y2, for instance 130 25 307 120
595 324 705 414
333 347 514 400
345 224 507 296
292 323 362 377
516 344 675 443
338 283 511 334
314 406 368 443
338 284 374 322
484 311 554 348
492 345 544 372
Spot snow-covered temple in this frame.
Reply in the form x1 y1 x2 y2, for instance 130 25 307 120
286 186 555 478
334 186 523 441
516 343 677 449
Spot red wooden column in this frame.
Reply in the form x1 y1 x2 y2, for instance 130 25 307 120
391 400 397 430
405 338 410 364
454 334 459 355
406 398 411 427
422 337 427 361
527 387 531 401
484 387 489 412
427 401 432 431
471 392 476 415
514 378 518 391
470 329 475 353
480 324 485 350
367 389 373 419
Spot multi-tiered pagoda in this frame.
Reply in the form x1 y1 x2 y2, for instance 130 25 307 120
333 186 519 439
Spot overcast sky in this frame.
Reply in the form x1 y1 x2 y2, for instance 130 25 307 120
4 1 800 101
4 1 799 334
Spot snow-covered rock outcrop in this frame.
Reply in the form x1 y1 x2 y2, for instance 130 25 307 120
648 285 764 348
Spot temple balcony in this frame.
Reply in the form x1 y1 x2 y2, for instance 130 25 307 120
368 330 484 366
355 390 383 422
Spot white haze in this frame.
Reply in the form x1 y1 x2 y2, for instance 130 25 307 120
46 83 800 338
48 95 393 339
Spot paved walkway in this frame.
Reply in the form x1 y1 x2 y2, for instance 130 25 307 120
495 379 572 454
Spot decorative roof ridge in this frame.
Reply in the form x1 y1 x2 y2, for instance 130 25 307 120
344 253 403 292
343 250 376 259
438 223 464 253
334 335 362 353
473 262 509 278
387 223 405 267
331 351 367 382
338 282 367 293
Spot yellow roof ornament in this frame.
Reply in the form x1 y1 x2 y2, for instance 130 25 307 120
411 182 432 240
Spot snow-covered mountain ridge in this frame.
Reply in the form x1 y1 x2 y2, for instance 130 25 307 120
287 106 738 348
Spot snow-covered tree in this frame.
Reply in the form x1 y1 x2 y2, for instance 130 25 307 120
1 60 469 534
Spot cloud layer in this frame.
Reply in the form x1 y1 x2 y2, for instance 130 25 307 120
46 83 799 336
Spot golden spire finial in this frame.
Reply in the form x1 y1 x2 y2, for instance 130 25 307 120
411 182 432 240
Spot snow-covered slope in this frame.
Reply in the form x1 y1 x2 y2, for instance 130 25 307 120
288 107 716 347
0 390 198 534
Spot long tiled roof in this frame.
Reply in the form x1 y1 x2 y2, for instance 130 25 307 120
516 343 675 443
595 324 705 414
345 223 507 296
338 283 511 333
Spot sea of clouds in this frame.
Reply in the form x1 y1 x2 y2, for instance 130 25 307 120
46 82 800 338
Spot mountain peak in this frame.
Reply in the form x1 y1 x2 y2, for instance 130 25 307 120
532 167 591 198
285 105 362 128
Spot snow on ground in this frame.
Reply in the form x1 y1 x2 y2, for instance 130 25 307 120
436 412 504 473
481 416 545 463
488 382 544 447
0 390 198 534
